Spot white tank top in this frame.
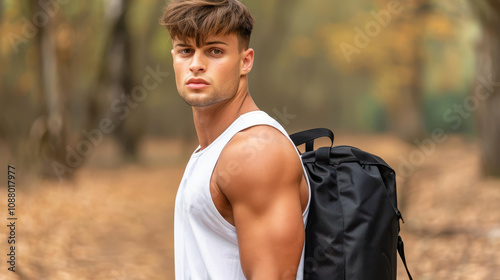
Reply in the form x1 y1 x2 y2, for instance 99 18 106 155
174 111 311 280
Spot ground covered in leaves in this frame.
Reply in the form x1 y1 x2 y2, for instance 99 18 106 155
1 134 499 279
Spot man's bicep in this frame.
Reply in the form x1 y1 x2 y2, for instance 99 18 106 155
228 166 305 279
216 127 307 279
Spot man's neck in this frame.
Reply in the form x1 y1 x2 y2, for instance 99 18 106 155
192 87 259 151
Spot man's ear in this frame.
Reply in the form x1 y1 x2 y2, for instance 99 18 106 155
171 49 175 57
241 48 254 75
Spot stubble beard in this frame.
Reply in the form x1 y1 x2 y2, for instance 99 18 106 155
180 80 240 108
180 88 224 108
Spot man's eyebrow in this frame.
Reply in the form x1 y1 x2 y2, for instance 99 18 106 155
205 41 228 46
174 41 228 48
174 43 192 48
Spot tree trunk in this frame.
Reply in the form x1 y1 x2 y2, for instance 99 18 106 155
470 0 500 177
86 0 141 161
475 27 500 177
386 2 430 142
106 0 140 160
35 1 68 178
251 0 299 106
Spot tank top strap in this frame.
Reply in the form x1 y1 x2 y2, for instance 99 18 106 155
213 110 285 152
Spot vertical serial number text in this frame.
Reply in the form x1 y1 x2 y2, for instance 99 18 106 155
7 165 16 272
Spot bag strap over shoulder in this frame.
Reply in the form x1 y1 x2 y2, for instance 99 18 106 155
398 236 413 280
290 128 334 152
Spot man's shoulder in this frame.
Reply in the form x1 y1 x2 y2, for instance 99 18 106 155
214 125 303 194
223 124 297 164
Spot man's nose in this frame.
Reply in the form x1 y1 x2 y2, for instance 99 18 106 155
189 52 206 73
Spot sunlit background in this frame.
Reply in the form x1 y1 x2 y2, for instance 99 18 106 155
1 0 499 279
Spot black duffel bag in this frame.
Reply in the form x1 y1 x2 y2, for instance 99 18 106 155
290 128 412 280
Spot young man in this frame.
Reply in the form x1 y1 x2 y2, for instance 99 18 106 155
161 1 310 279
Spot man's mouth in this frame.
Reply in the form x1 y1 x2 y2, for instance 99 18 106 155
186 78 210 89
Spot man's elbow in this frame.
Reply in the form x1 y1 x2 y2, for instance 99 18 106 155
246 269 297 280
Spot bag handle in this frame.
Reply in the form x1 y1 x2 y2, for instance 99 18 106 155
290 128 334 152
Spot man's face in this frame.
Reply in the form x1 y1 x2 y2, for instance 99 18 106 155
171 33 253 108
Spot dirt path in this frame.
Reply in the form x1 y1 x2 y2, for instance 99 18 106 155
0 136 499 279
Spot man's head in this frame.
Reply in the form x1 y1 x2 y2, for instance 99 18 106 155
161 0 254 51
161 0 256 109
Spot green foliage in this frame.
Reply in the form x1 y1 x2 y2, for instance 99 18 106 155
423 92 476 134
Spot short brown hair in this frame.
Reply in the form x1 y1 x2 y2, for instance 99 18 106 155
160 0 254 50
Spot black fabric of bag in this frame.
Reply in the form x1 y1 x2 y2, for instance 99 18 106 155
290 128 412 280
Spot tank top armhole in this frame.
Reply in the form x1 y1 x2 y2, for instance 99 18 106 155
206 112 311 231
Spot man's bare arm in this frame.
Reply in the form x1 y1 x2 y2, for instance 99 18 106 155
216 126 306 279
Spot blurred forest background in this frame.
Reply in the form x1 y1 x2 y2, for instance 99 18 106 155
1 0 500 279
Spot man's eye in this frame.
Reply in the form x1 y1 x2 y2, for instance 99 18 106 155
179 49 192 54
210 49 223 55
